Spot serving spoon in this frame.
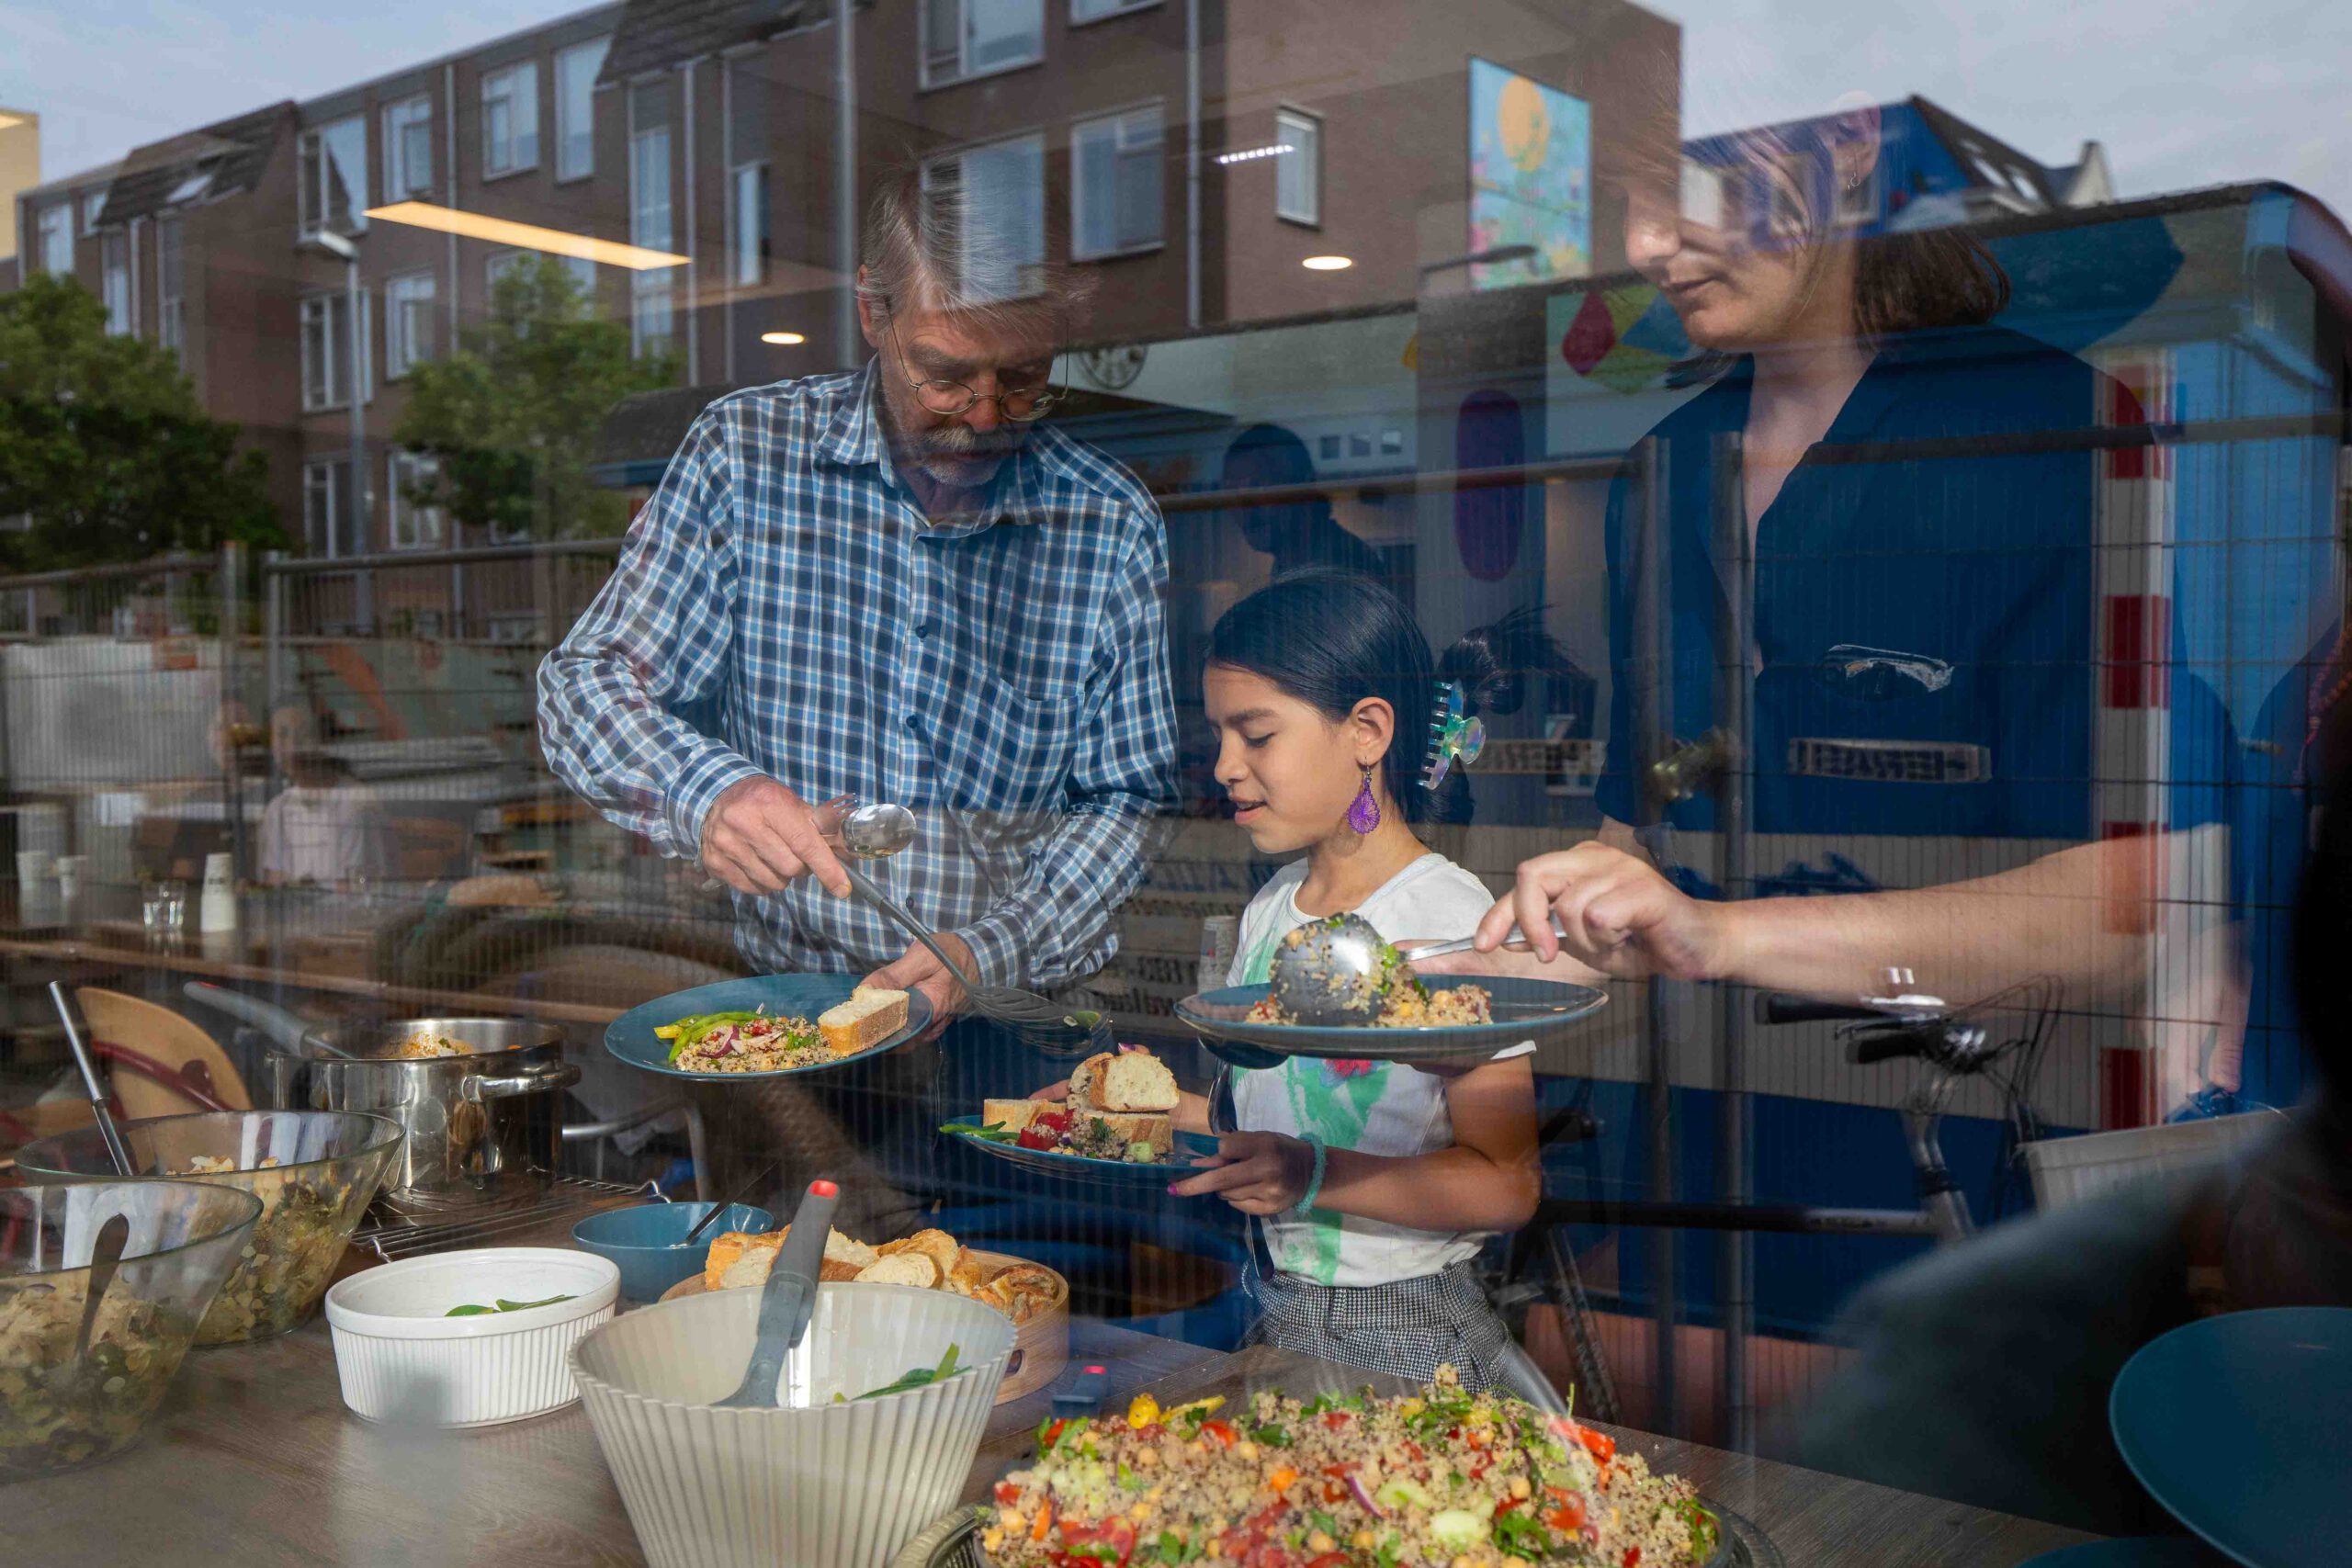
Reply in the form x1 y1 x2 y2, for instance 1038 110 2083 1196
717 1178 839 1409
50 1213 130 1402
1268 911 1576 1025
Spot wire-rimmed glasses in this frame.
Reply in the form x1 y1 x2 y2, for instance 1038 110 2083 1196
886 318 1063 422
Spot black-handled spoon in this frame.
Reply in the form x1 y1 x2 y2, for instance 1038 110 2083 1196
683 1160 781 1245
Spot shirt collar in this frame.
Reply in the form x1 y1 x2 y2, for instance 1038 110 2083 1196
817 357 1053 535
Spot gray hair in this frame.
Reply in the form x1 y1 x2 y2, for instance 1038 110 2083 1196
856 164 1095 331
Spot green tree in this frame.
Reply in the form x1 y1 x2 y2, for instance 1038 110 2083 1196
395 255 676 540
0 273 283 570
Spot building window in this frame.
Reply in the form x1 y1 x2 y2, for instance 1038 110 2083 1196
631 285 673 359
556 37 608 181
730 162 768 288
922 134 1046 302
482 62 540 178
1275 107 1321 226
299 116 369 235
300 290 369 412
37 203 71 275
1071 0 1156 18
487 251 594 316
922 0 1044 87
1072 106 1163 258
157 217 186 360
302 458 352 558
383 96 434 199
79 192 104 235
100 232 130 334
385 270 436 378
388 451 446 550
630 118 674 356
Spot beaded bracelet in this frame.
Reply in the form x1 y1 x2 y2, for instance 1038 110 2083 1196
1288 1135 1329 1216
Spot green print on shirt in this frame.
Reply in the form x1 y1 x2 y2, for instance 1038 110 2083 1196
1237 923 1389 1283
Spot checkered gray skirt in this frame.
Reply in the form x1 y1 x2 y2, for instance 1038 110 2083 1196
1240 1253 1514 1393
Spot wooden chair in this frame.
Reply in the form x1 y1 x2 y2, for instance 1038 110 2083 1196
79 987 252 1119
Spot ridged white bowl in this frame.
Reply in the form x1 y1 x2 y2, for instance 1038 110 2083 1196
323 1247 619 1427
572 1283 1016 1568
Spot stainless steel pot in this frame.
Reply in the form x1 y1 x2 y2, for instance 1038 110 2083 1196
186 987 582 1199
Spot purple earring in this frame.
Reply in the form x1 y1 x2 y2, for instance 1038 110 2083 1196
1347 768 1382 835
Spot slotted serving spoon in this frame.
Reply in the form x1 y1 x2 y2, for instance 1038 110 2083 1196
1270 911 1577 1025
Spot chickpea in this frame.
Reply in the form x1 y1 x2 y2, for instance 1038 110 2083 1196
1509 1474 1532 1499
997 1507 1023 1532
1308 1531 1337 1552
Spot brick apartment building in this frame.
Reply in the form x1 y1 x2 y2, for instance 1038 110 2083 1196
8 0 1679 563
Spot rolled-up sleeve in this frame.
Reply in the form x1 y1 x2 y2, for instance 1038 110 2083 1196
955 511 1180 988
537 412 762 861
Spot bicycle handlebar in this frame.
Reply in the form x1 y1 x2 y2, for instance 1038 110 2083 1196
1755 993 1895 1025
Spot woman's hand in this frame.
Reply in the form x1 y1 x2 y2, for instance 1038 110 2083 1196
1463 841 1730 982
1167 1132 1316 1215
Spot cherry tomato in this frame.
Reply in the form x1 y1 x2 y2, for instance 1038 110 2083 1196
994 1483 1021 1506
1200 1418 1238 1448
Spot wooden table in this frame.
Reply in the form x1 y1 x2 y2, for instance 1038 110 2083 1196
14 1215 2097 1568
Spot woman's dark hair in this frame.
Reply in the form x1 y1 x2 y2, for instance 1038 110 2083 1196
1208 572 1582 827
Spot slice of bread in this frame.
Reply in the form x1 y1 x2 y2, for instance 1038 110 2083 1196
980 1099 1045 1136
1098 1050 1179 1112
705 1229 783 1292
945 1253 987 1295
705 1225 876 1292
1067 1053 1115 1110
819 987 910 1055
855 1253 937 1289
877 1229 961 1280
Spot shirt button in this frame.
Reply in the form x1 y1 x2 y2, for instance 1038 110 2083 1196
915 620 937 638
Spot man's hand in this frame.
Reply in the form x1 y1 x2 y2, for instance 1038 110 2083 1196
699 777 851 897
861 931 978 1039
1167 1131 1316 1215
1463 841 1729 983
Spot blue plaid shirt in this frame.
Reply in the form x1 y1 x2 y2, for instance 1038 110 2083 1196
537 363 1179 987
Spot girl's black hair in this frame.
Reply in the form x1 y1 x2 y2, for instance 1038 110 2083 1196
1207 570 1588 826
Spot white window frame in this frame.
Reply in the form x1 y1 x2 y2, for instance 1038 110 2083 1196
100 232 130 334
1070 0 1159 21
1274 107 1322 227
481 61 541 179
79 191 104 236
729 160 768 288
384 269 436 378
302 458 350 558
387 450 447 550
157 216 186 360
921 132 1047 302
920 0 1045 90
555 37 609 182
298 116 369 237
382 95 435 200
630 123 673 252
1070 103 1164 260
36 203 71 276
299 289 371 412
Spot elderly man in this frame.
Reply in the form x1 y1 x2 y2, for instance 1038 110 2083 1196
538 172 1178 1224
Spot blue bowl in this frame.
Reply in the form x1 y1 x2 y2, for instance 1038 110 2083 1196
571 1201 776 1302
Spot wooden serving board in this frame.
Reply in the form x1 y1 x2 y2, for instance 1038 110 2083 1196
659 1249 1069 1405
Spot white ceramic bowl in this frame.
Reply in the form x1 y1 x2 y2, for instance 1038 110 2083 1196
323 1247 619 1427
571 1282 1015 1568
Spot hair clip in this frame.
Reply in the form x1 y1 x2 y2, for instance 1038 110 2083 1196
1419 681 1486 790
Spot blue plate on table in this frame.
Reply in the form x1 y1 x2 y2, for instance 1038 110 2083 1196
942 1117 1219 1190
1177 976 1608 1069
2109 1306 2352 1568
605 974 932 1082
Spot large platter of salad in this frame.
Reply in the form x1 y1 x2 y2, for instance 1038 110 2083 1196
962 1368 1734 1568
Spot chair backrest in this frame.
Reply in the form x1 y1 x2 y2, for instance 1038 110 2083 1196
79 987 252 1118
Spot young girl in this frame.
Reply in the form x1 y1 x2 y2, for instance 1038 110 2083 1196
1169 569 1544 1390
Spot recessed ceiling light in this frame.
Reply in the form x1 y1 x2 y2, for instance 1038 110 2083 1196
1302 254 1353 271
761 332 808 345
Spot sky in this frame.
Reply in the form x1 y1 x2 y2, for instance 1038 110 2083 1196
5 0 2351 226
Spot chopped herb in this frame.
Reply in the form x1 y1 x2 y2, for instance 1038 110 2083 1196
852 1342 963 1401
444 1292 577 1316
1250 1422 1292 1449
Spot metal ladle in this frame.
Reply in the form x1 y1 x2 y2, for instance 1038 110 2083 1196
1269 910 1577 1025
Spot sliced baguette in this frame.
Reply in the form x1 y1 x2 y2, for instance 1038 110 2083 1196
819 987 910 1056
1067 1052 1115 1111
876 1228 961 1280
1098 1050 1179 1112
979 1099 1046 1136
855 1253 938 1289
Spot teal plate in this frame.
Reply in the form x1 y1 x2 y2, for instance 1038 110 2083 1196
605 974 933 1082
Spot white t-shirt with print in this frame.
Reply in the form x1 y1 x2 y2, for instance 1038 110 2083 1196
1227 852 1532 1289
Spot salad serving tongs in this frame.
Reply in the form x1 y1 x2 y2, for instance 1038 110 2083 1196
716 1178 840 1409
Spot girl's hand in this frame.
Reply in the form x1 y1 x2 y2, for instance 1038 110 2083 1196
1168 1132 1316 1215
1029 1081 1069 1101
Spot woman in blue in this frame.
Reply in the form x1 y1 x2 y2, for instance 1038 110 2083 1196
1439 104 2210 1010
